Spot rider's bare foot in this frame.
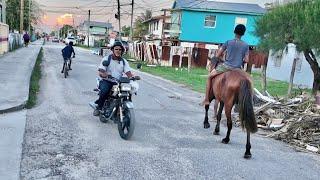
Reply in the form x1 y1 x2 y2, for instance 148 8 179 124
200 100 210 106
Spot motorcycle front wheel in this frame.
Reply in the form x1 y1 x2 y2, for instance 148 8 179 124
118 108 135 140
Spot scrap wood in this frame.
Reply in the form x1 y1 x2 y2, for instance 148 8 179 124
250 91 320 153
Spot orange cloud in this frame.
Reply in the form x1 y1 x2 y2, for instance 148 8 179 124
56 14 73 26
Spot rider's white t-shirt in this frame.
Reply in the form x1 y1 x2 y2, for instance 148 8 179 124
99 55 131 80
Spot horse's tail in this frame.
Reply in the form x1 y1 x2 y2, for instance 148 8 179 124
238 79 257 133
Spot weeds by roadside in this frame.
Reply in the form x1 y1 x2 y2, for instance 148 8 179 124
26 47 43 108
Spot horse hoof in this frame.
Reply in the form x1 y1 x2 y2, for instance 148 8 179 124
213 131 219 135
244 153 252 159
204 123 210 129
221 138 229 144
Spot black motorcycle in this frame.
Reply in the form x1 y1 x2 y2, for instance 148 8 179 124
90 76 140 140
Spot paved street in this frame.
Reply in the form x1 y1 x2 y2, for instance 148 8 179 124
18 42 320 179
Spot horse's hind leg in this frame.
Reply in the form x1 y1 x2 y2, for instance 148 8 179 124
244 131 252 159
222 104 232 144
203 105 210 129
214 101 224 135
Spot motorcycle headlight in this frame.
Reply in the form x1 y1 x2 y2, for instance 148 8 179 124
130 81 139 93
121 83 131 91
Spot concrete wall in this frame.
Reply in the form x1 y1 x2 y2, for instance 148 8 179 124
266 43 316 88
0 22 8 54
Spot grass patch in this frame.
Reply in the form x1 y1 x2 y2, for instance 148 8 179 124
26 47 43 108
126 55 311 97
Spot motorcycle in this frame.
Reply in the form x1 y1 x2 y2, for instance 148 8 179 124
89 76 140 140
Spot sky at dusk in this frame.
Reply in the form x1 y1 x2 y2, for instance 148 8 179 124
34 0 274 32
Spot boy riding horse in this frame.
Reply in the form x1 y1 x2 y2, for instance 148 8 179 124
202 24 249 106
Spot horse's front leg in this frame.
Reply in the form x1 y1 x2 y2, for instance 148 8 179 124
214 101 224 135
203 105 210 129
244 131 252 159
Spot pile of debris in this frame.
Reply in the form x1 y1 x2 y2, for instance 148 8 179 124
253 89 320 154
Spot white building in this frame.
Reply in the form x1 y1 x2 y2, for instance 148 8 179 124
77 21 113 47
144 15 171 44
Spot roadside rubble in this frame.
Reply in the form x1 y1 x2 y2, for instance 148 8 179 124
252 89 320 154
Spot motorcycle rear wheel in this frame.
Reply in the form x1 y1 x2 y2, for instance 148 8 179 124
118 108 135 140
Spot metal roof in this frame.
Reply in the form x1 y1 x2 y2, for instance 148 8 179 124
83 21 113 28
173 0 266 14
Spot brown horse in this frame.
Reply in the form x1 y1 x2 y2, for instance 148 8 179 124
203 58 257 159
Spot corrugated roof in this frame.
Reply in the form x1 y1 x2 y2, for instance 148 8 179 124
83 21 113 28
143 15 171 23
173 0 266 14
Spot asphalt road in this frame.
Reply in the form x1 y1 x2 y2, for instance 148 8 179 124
20 42 320 179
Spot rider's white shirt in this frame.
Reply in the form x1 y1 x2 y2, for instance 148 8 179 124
99 55 131 80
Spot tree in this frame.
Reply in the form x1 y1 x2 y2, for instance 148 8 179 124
59 25 73 38
133 10 152 38
6 0 42 32
255 0 320 95
121 25 131 37
50 31 56 36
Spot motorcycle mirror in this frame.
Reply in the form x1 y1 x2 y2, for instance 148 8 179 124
136 63 142 69
134 76 141 80
102 60 109 66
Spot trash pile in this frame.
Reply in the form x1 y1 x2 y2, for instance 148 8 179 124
253 89 320 154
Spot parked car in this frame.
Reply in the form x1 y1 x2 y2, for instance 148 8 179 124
52 37 59 43
65 37 77 45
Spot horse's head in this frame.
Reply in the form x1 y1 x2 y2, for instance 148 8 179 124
208 57 222 72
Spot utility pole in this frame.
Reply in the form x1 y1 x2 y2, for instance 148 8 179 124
161 9 167 45
20 0 24 33
2 0 6 23
130 0 134 41
117 0 121 41
87 10 90 47
28 0 31 33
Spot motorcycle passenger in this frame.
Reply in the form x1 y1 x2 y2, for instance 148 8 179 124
93 41 134 116
61 41 75 73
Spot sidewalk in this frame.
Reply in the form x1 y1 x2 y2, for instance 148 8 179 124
0 41 43 113
0 41 42 179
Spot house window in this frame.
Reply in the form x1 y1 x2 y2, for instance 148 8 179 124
204 15 216 28
235 17 247 26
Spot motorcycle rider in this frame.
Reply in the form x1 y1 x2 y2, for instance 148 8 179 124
93 41 134 116
61 41 75 73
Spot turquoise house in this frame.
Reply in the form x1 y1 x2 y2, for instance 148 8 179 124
170 0 266 46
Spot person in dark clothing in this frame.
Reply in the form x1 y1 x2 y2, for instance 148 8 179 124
23 32 30 47
61 41 75 73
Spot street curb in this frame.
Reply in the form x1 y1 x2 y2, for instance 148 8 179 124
0 45 43 114
0 103 26 114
